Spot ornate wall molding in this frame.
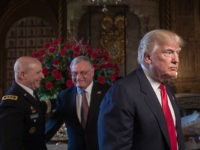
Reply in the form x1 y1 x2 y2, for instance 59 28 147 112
100 15 125 64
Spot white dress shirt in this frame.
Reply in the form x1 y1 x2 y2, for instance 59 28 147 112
141 67 176 125
76 81 93 122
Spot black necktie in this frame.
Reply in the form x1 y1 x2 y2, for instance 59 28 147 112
81 90 89 128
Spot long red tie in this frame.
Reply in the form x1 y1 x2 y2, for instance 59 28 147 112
160 83 177 150
81 90 89 129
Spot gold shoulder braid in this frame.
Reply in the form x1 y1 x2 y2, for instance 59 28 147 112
2 95 18 101
44 100 51 113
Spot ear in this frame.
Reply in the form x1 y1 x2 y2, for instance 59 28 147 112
144 53 152 64
91 67 95 76
18 71 25 80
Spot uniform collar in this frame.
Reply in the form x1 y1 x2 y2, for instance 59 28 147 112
16 81 34 97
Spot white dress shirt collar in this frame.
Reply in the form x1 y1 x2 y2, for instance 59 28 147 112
16 81 34 97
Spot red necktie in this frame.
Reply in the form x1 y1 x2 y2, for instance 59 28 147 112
81 90 89 128
160 83 177 150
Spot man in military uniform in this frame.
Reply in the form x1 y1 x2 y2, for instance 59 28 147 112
0 56 51 150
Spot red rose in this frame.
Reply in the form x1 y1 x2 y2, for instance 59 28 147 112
66 80 74 87
53 59 60 65
65 43 72 50
31 51 39 57
110 73 117 81
39 56 44 62
49 47 56 53
54 73 62 81
74 45 80 53
104 51 109 61
38 49 45 56
51 69 62 80
52 69 59 76
91 53 98 59
98 75 106 84
45 81 53 90
42 67 48 76
60 49 66 56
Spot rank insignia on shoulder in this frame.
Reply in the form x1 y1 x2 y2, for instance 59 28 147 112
2 95 18 101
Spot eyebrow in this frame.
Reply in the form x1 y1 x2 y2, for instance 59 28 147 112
162 48 181 52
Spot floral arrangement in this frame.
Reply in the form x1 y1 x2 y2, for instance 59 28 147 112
32 39 120 100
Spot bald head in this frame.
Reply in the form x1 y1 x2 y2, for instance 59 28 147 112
14 56 40 79
14 56 44 90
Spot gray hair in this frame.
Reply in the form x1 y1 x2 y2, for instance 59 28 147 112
70 56 93 70
137 29 184 65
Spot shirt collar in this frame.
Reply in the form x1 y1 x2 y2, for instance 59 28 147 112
141 66 160 90
16 81 34 97
77 81 93 94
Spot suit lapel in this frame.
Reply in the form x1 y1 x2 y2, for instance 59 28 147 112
166 87 178 118
166 85 183 147
166 86 180 128
88 83 102 122
71 88 81 125
136 68 171 147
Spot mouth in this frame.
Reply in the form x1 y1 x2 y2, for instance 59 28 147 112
170 67 178 71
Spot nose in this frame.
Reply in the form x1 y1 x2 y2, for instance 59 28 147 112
41 72 45 79
172 52 179 63
75 74 83 82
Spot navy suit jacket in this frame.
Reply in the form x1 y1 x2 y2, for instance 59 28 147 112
46 82 110 150
98 67 185 150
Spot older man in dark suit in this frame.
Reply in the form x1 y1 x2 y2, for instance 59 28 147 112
46 56 110 150
98 29 185 150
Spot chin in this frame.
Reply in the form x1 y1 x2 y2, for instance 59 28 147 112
163 73 177 81
76 84 83 88
169 74 178 79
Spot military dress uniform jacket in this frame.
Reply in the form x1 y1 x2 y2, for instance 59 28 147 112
0 82 48 150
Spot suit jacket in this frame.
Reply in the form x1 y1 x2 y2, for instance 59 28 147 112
0 82 47 150
98 66 185 150
45 82 110 150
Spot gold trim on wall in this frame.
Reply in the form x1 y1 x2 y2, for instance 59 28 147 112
100 15 126 64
